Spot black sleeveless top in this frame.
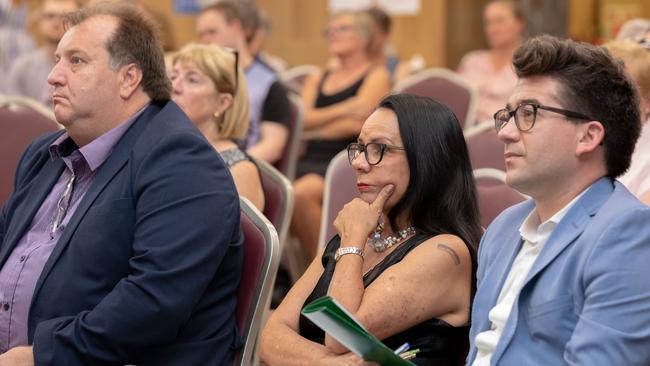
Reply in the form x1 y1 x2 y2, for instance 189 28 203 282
296 70 367 178
299 234 470 366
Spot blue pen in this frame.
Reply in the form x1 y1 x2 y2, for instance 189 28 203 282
393 342 410 355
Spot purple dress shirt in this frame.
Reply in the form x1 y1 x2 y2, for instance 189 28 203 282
0 105 147 352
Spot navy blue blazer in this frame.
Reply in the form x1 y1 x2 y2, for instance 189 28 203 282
468 178 650 365
0 101 243 365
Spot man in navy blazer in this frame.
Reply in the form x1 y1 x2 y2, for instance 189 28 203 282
0 3 242 365
468 35 650 365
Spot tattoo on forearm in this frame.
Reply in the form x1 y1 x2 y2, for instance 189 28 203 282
437 243 461 265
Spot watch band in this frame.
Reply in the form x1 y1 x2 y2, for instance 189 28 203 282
334 247 364 262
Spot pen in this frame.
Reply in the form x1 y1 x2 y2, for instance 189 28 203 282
393 342 410 355
400 349 420 360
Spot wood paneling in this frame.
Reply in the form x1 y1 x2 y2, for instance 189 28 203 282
257 0 448 68
136 0 650 69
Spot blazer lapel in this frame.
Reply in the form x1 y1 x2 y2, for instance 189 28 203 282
522 178 613 285
490 177 614 365
31 103 161 303
481 229 525 313
0 157 65 266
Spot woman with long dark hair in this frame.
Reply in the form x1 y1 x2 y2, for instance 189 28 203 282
260 94 482 365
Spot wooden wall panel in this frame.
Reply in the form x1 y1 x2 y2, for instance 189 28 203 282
257 0 448 68
136 0 650 69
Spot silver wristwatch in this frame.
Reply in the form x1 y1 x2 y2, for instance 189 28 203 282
334 247 364 262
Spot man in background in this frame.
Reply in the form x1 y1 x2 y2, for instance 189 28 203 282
197 0 291 164
7 0 80 106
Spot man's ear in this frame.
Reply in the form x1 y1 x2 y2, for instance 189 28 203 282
576 120 605 157
119 63 143 100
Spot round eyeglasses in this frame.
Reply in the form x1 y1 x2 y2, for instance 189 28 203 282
494 102 593 132
347 142 405 166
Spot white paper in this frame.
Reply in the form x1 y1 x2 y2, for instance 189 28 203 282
377 0 421 15
329 0 373 13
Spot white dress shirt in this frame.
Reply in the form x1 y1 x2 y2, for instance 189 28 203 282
472 190 587 366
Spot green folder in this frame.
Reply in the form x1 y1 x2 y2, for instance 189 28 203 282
301 296 417 366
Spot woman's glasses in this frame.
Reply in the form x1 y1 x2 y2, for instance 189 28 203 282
347 142 405 166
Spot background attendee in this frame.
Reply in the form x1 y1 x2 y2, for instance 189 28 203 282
7 0 79 106
261 94 483 365
0 0 35 92
364 6 402 84
291 10 390 261
469 35 650 365
248 9 288 73
458 0 525 122
0 3 242 364
605 40 650 205
171 42 265 210
615 18 650 42
197 0 291 164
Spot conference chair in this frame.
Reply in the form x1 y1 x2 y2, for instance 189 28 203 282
234 197 281 366
273 93 304 182
465 121 506 171
316 150 358 254
0 95 59 204
279 64 318 94
473 168 527 228
254 157 293 247
393 67 479 129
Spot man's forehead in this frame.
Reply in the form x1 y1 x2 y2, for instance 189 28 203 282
43 0 77 12
508 76 562 106
57 15 117 52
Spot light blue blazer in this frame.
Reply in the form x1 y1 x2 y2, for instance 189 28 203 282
467 177 650 365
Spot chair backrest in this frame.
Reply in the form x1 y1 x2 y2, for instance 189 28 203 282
393 67 479 129
473 168 526 228
254 157 293 247
273 93 304 181
279 64 318 94
465 121 505 171
317 150 358 253
0 95 60 205
234 197 280 366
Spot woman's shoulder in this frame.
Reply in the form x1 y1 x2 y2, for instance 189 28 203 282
458 50 491 70
364 64 390 83
408 233 472 268
461 49 490 62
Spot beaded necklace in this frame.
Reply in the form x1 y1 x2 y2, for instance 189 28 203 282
368 225 416 253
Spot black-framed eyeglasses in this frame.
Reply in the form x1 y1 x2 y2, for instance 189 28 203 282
347 142 405 166
494 102 593 132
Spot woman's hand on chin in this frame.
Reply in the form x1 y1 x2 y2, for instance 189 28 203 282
334 184 394 247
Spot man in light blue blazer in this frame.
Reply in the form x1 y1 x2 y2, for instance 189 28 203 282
468 35 650 365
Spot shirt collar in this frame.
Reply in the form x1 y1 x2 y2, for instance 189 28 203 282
519 187 590 245
49 103 149 171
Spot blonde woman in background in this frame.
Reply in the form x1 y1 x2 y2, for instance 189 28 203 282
605 40 650 205
291 10 390 262
171 43 265 210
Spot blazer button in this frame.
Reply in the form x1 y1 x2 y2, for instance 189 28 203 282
2 303 9 311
